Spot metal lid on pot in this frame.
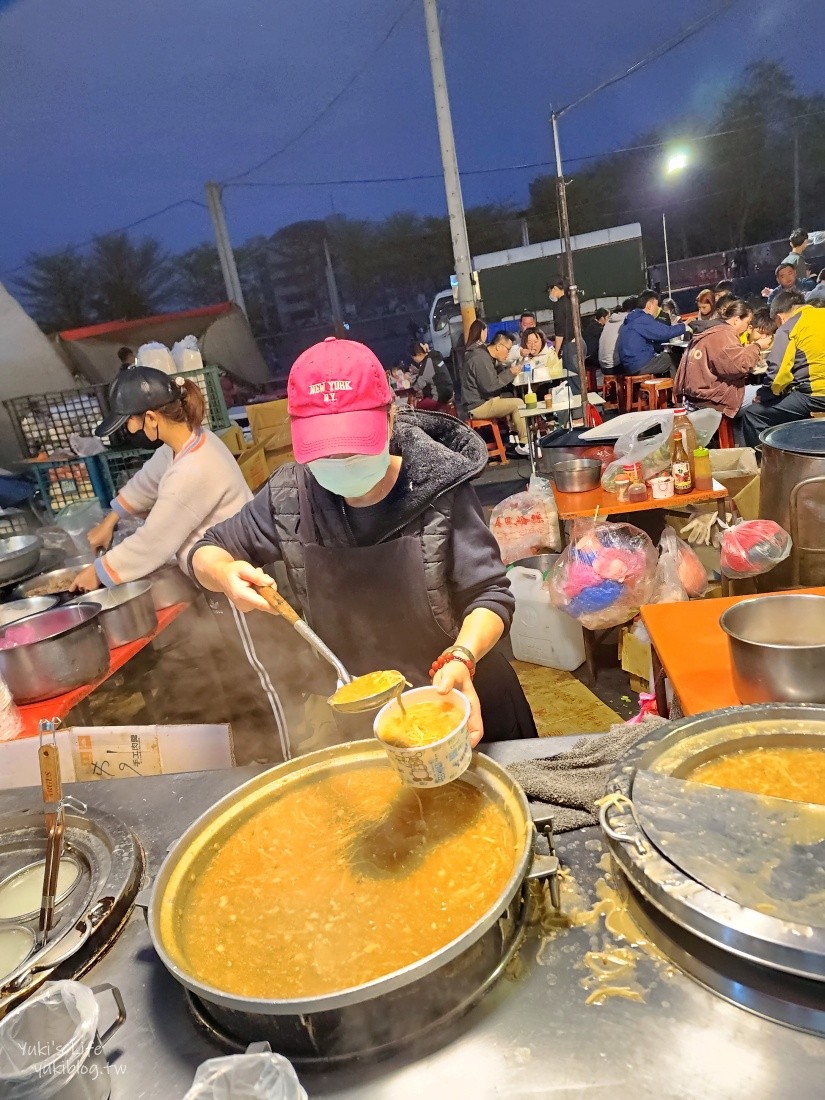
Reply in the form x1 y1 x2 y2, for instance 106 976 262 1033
761 419 825 456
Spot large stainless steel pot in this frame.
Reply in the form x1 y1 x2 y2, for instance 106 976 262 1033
147 741 550 1062
146 564 197 610
720 593 825 704
67 580 158 648
14 567 83 601
0 597 58 629
0 605 109 703
0 536 41 585
758 419 825 588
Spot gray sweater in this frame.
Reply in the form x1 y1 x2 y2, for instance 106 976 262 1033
461 342 516 411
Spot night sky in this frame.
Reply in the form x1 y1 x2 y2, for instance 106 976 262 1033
2 0 822 275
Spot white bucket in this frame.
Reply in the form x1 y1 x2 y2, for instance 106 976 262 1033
374 686 471 788
508 560 585 671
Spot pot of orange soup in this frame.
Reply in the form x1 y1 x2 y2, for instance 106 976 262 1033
146 740 550 1063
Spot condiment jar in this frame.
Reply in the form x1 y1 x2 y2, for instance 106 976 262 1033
614 475 630 503
693 446 713 491
628 480 648 503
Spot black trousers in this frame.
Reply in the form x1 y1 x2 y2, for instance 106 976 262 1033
741 391 825 449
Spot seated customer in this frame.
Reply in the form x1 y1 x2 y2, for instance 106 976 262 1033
742 291 825 448
583 308 610 365
675 300 770 420
806 269 825 305
598 298 636 375
617 290 687 376
691 288 722 334
409 341 454 410
461 323 528 455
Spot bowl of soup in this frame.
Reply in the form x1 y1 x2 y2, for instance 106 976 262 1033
374 686 471 787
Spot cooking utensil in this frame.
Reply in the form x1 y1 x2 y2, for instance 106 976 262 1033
255 584 409 712
719 593 825 704
13 566 82 601
0 597 59 629
67 580 157 647
145 563 198 610
549 458 602 493
0 605 109 704
0 536 42 586
36 724 64 949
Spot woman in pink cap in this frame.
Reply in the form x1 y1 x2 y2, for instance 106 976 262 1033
190 338 536 745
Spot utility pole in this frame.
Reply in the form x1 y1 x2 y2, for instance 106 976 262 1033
793 131 801 227
422 0 476 340
520 217 530 247
323 239 346 338
662 211 672 298
205 182 247 316
551 113 593 425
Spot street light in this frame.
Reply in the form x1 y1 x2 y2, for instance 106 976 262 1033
662 149 690 297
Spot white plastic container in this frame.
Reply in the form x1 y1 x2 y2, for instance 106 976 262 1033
508 558 586 671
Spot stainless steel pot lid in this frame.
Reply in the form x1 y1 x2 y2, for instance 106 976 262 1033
761 419 825 455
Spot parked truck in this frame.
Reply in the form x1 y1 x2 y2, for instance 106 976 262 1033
428 223 646 360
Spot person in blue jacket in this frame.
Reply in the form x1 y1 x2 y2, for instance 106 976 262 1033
617 290 688 376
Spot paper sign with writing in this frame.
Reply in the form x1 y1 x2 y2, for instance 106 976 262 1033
71 730 162 782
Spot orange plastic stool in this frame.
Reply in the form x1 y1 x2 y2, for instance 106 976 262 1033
717 417 736 448
468 418 509 464
620 374 654 412
601 374 620 411
640 378 674 411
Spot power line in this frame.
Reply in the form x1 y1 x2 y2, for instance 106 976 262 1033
221 0 417 184
558 0 744 117
2 199 206 278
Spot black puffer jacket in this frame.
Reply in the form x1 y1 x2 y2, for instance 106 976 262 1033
192 408 514 635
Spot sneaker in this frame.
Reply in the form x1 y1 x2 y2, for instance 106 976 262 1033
514 444 529 457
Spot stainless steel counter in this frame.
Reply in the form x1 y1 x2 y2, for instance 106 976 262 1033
2 738 823 1099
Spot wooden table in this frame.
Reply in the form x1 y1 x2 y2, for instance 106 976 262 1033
15 603 189 738
641 586 825 717
551 480 730 685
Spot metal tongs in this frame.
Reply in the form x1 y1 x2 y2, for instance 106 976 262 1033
36 719 86 949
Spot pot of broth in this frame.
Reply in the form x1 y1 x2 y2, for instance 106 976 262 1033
147 741 544 1061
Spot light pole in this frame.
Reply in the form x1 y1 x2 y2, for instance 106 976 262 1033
662 150 689 298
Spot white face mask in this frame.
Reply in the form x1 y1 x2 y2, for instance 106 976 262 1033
308 445 391 499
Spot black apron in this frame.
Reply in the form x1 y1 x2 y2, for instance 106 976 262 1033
297 472 536 742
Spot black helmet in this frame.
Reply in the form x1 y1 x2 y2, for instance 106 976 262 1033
96 367 182 437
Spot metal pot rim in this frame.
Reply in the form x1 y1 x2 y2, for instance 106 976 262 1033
720 593 825 649
0 603 102 646
68 580 153 614
148 742 534 1015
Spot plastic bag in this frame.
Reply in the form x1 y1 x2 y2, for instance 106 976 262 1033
547 518 657 629
490 489 561 564
183 1051 307 1100
0 981 99 1099
171 334 204 374
601 408 721 491
68 433 106 457
136 341 176 374
660 527 708 598
720 520 792 579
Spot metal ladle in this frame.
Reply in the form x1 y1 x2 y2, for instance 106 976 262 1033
255 585 407 714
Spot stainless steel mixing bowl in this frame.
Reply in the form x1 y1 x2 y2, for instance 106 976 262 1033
0 596 59 629
0 536 41 584
549 458 601 493
719 593 825 704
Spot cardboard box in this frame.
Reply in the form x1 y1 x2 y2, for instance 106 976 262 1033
237 442 269 491
0 724 235 790
709 447 759 499
218 424 246 457
265 447 294 474
247 400 291 453
620 627 653 683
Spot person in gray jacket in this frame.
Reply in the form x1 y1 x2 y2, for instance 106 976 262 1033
460 321 528 452
191 337 537 745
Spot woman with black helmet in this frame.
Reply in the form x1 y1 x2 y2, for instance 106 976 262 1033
70 366 250 593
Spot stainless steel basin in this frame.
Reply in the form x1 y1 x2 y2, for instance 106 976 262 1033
550 458 601 493
0 604 109 703
720 593 825 704
0 596 59 629
0 536 41 584
68 580 158 647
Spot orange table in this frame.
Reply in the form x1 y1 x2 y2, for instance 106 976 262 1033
551 481 728 522
641 586 825 717
15 603 189 739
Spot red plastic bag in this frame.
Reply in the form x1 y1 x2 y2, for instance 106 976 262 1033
720 520 792 579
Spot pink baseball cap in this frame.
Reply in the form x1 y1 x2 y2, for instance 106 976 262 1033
288 337 393 463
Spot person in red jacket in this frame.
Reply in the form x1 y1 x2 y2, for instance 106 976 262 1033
675 300 772 419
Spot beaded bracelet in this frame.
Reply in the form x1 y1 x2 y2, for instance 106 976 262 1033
428 646 477 681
